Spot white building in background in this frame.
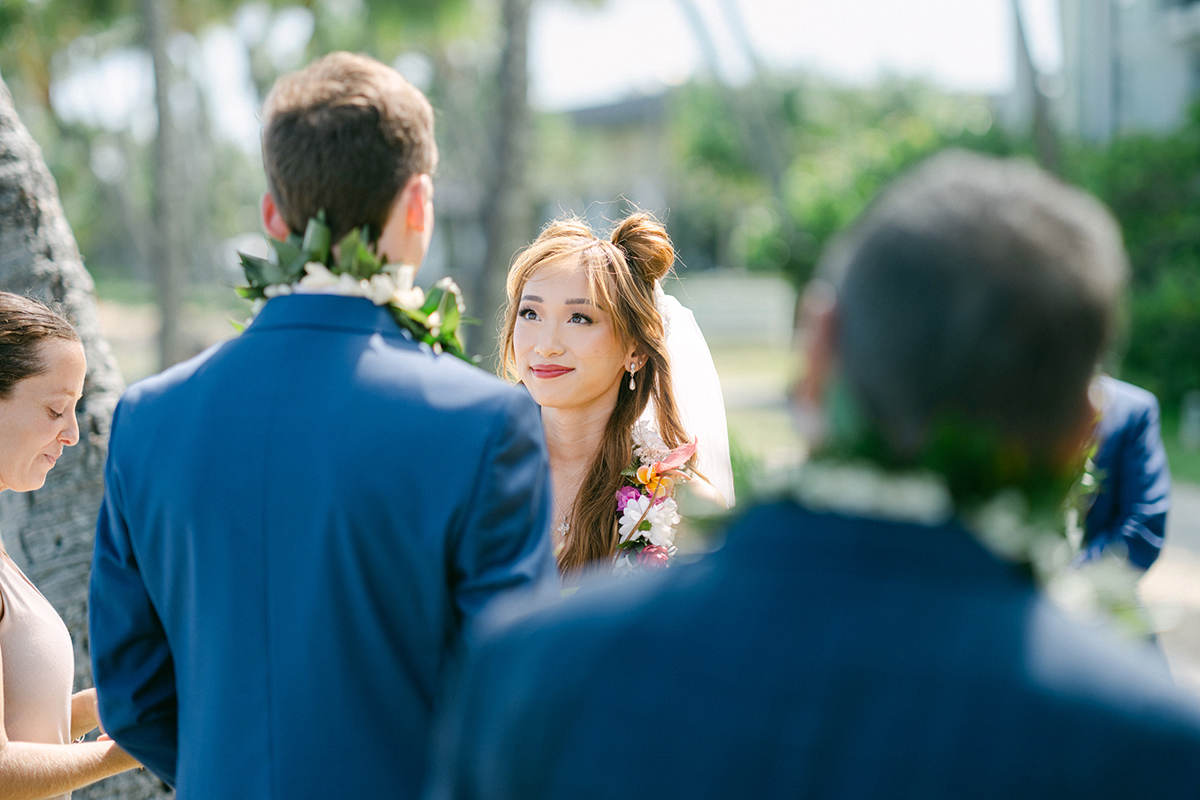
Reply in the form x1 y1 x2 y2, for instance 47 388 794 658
1050 0 1200 140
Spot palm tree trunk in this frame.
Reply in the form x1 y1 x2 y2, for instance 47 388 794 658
1012 0 1060 174
143 0 187 370
475 0 533 367
0 76 170 800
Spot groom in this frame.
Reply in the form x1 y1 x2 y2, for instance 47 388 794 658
88 52 556 799
426 152 1200 799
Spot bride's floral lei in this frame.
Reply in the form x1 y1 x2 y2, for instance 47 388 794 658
613 420 699 575
236 212 473 362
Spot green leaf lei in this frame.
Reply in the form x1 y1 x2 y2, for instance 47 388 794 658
236 211 474 363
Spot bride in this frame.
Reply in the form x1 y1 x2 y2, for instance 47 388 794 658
499 211 734 575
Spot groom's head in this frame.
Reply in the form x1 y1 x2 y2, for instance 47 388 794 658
259 52 438 264
796 150 1128 473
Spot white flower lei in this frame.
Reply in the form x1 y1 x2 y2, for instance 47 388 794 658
792 460 1147 635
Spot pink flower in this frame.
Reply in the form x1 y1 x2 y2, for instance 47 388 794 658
637 545 671 569
616 486 643 512
656 439 698 472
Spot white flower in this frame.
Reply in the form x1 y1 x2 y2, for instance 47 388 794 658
337 272 365 296
298 262 340 290
612 553 637 577
365 273 398 305
792 461 953 527
296 262 368 298
394 286 425 310
632 419 670 465
433 277 467 314
618 495 680 548
392 263 416 291
262 283 293 298
391 265 426 310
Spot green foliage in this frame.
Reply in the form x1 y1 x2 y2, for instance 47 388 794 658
669 75 1200 414
667 78 1017 285
1061 114 1200 411
1162 416 1200 485
238 212 475 362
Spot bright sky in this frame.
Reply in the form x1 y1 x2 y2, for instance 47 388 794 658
50 0 1064 152
531 0 1063 110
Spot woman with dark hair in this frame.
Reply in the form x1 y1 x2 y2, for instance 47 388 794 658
500 212 734 577
0 292 138 799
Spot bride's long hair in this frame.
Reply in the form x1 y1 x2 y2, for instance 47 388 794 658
500 212 693 574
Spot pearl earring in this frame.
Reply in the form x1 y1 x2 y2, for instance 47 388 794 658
628 365 636 391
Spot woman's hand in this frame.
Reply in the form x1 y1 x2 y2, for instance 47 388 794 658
70 688 100 741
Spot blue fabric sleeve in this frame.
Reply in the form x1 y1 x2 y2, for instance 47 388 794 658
88 402 179 786
1087 395 1171 570
449 390 558 635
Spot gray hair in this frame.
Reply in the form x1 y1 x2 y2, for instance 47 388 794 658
821 150 1128 460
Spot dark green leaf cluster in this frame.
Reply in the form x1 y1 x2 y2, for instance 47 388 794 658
237 211 475 364
822 376 1083 526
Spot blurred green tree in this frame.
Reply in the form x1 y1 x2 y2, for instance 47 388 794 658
1066 112 1200 413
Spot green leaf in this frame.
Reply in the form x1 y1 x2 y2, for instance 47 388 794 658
435 281 461 334
302 213 332 263
336 228 364 275
268 239 305 284
353 237 378 280
272 239 303 270
235 284 267 300
228 317 247 333
237 256 272 288
421 284 445 315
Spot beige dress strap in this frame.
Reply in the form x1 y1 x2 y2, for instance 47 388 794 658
0 545 75 800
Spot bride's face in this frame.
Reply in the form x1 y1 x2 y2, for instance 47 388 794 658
513 258 637 413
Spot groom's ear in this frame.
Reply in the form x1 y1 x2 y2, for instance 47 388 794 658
377 174 435 265
261 192 291 241
791 280 838 407
402 174 434 233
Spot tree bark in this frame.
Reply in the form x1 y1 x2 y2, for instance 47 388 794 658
0 77 170 800
143 0 188 370
1012 0 1060 174
475 0 533 367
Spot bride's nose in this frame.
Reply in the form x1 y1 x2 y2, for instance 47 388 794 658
534 326 564 358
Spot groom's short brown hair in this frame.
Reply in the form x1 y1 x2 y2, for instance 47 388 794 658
261 51 438 242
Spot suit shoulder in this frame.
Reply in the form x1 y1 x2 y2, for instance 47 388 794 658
1101 375 1160 417
113 340 231 416
1024 599 1200 737
411 356 539 423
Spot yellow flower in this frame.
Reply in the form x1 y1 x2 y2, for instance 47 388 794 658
636 464 658 488
637 464 675 496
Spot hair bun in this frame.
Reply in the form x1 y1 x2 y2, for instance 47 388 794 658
611 212 674 284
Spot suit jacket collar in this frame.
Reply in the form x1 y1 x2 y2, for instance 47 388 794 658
722 500 1032 594
246 294 415 341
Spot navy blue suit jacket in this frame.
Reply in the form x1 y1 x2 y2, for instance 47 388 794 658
1084 375 1170 570
89 295 557 799
428 501 1200 800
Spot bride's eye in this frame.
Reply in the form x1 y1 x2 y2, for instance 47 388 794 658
518 307 539 321
569 312 593 324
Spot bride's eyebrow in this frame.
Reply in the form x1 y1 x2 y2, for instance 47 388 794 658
519 294 594 306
